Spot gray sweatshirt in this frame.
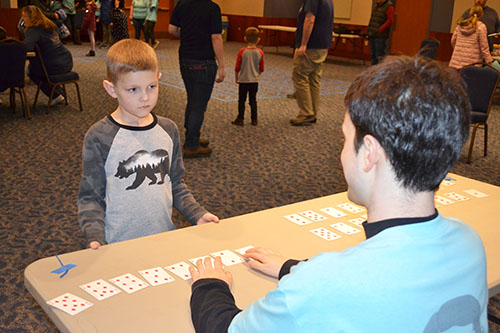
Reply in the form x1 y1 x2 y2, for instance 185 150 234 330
77 113 207 246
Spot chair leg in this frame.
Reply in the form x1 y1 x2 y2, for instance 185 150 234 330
62 84 69 105
46 86 57 114
484 123 488 157
74 82 83 111
33 85 41 109
10 88 16 111
21 87 32 119
467 124 479 163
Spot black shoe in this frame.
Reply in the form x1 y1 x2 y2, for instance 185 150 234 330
86 50 95 57
73 41 82 45
251 119 258 126
290 116 317 126
183 146 212 158
231 119 244 126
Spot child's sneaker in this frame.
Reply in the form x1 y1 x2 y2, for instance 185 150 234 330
86 50 95 57
51 95 65 105
231 119 244 126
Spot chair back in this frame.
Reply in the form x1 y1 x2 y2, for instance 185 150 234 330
418 39 440 59
0 38 27 90
460 64 500 119
33 44 53 84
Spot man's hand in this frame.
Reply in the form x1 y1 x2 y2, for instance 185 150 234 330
190 256 233 286
196 212 220 225
216 67 225 83
243 247 287 278
89 241 101 249
296 45 307 57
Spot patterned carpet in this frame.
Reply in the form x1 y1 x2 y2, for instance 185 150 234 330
1 40 499 332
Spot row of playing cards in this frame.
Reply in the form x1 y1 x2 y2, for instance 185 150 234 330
435 189 488 205
284 203 365 226
46 247 254 316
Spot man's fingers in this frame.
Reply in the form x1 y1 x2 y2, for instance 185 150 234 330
214 256 223 269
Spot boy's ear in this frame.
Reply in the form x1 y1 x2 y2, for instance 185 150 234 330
158 71 162 80
103 80 117 98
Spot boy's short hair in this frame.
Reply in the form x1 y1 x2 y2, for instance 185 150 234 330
245 27 260 44
106 39 158 83
344 56 470 192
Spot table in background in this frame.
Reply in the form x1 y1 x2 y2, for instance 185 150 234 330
25 173 500 332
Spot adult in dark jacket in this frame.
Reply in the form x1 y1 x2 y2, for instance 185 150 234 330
367 0 394 65
21 5 74 104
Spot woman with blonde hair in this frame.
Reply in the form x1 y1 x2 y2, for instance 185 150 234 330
449 5 492 69
21 5 73 105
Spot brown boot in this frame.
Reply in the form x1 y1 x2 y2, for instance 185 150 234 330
231 119 244 126
183 146 212 158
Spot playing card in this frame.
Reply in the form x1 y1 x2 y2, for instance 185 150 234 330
444 192 470 202
309 227 341 241
165 261 192 280
138 267 175 286
299 210 328 222
360 214 368 219
337 203 364 213
210 249 245 266
47 293 93 316
348 217 365 227
441 180 455 187
330 222 361 235
319 207 347 218
188 256 215 267
463 189 488 198
109 273 149 294
283 213 314 225
234 245 254 256
80 279 121 300
434 195 455 205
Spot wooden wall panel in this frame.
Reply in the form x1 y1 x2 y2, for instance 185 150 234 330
0 8 22 39
428 31 452 62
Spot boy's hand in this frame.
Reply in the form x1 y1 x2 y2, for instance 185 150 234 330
196 212 220 225
243 247 287 278
190 256 232 287
89 241 101 249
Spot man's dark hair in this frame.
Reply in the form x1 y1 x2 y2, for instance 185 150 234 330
344 55 470 192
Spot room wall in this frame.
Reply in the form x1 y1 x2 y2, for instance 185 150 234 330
452 0 500 32
214 0 265 17
335 0 372 26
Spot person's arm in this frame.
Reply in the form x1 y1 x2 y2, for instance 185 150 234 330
22 28 40 51
129 2 134 20
297 11 315 56
168 24 180 37
234 48 244 83
212 33 225 82
479 24 493 64
451 29 457 49
378 5 394 33
259 49 265 73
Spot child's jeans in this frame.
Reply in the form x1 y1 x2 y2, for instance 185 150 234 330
237 82 258 121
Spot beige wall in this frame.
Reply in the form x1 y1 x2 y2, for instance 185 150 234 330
452 0 500 32
214 0 265 17
336 0 372 25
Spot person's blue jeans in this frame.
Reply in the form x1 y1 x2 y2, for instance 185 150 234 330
180 59 217 150
369 37 388 65
132 18 145 40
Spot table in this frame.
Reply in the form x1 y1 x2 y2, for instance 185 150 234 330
25 173 500 332
258 25 366 63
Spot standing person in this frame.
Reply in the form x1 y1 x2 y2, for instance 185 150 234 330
231 27 264 127
450 5 493 70
99 0 112 48
367 0 394 65
81 0 97 56
462 0 500 50
290 0 334 126
21 6 73 105
188 56 488 332
144 0 159 49
168 0 225 158
109 0 128 44
61 0 81 44
129 0 147 40
78 39 220 249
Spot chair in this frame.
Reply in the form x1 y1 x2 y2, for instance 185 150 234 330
459 64 500 163
0 38 31 119
32 44 83 114
418 39 440 60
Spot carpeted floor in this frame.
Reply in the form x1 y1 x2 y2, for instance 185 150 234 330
1 39 499 332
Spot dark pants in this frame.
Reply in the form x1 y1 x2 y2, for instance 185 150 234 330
369 37 388 65
64 14 77 42
144 20 156 45
237 82 258 121
133 18 145 40
180 59 217 150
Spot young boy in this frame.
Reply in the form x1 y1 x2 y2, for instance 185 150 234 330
78 39 219 249
189 56 487 331
232 27 264 126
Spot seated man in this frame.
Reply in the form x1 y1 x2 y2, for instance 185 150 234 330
189 55 488 332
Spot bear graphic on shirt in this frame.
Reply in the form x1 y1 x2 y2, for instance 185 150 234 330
115 149 170 190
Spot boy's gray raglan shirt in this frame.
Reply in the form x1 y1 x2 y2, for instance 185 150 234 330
78 114 207 246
